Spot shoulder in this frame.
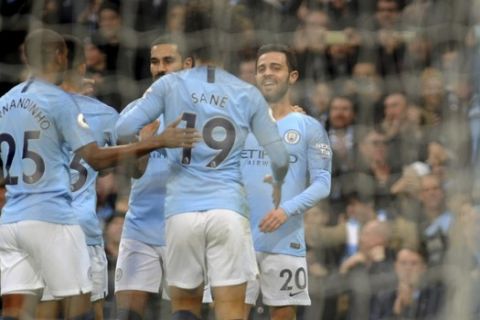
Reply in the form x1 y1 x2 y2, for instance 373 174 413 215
72 94 118 117
120 99 139 115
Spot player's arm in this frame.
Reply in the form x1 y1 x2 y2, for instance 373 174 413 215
260 119 332 233
77 117 198 171
250 92 289 186
115 79 167 140
280 119 332 216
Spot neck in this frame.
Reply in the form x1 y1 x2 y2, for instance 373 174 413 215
60 72 84 93
33 70 63 86
61 81 80 94
270 95 294 120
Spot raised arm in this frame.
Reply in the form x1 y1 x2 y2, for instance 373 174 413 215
78 117 198 171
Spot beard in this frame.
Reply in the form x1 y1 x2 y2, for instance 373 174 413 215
153 71 166 81
261 79 289 103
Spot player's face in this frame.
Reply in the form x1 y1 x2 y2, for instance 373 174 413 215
256 52 291 103
150 44 183 80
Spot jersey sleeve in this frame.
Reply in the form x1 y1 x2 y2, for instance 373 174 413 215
58 93 96 152
280 118 332 216
249 89 289 183
103 108 120 147
115 79 168 140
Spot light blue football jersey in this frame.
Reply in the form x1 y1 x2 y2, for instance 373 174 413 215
69 94 118 245
120 100 169 246
241 112 332 256
116 66 288 218
0 79 95 224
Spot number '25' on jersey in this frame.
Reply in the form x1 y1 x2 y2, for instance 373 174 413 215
0 79 95 224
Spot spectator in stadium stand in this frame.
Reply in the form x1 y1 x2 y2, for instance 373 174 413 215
353 128 401 213
90 0 139 110
361 0 406 86
326 95 359 212
370 247 446 320
380 91 427 171
339 60 383 126
418 174 453 268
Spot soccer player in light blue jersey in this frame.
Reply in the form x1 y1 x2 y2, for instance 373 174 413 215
115 4 290 319
242 44 332 320
0 29 199 320
114 34 194 320
35 35 119 320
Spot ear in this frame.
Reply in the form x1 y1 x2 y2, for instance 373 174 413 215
184 57 194 68
77 63 87 76
289 70 299 84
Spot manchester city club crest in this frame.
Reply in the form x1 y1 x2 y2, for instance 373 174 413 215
284 129 300 144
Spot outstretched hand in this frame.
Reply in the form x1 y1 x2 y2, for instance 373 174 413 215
156 116 201 148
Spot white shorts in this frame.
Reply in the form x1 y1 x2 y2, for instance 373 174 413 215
41 245 107 302
115 238 168 298
245 253 311 306
166 209 258 289
0 221 92 297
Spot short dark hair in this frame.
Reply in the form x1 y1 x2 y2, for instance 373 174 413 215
151 34 189 60
24 29 66 70
183 0 229 63
256 44 298 72
63 35 85 70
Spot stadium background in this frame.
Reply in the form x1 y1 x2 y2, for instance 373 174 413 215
1 0 480 319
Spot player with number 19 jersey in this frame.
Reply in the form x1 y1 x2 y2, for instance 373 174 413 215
0 79 95 224
69 93 118 245
116 66 288 218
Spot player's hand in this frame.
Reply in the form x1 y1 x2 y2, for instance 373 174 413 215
80 78 95 96
139 119 160 141
259 207 288 233
156 116 201 148
291 105 306 114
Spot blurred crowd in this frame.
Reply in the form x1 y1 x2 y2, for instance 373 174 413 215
1 0 480 319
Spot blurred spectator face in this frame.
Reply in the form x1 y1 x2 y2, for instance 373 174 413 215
359 221 389 256
421 69 445 107
256 51 295 103
166 4 186 33
347 198 376 224
384 93 407 123
150 43 183 80
426 142 449 180
395 249 426 286
352 62 382 98
238 59 256 85
310 82 332 114
360 130 388 163
305 10 329 45
84 41 106 69
407 36 431 64
419 174 444 211
331 0 347 10
329 96 354 129
375 0 399 29
353 62 377 79
99 8 121 39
